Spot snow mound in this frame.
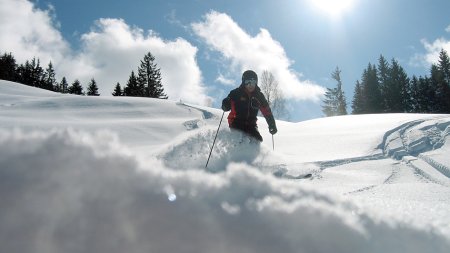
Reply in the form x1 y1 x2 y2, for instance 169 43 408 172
381 116 450 185
383 116 450 159
160 127 270 173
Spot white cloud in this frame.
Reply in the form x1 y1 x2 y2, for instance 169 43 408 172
0 0 70 65
215 73 235 86
410 26 450 68
422 37 450 63
0 0 211 105
191 11 325 101
77 18 210 104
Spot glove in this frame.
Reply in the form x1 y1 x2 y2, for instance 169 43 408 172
266 115 277 135
269 125 277 135
222 97 231 111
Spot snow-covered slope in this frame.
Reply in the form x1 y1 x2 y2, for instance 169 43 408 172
1 80 450 253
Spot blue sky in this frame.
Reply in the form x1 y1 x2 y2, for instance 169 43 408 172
1 0 449 121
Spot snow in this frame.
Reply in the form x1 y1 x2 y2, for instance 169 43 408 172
1 80 450 253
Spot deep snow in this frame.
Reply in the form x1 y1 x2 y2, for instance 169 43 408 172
1 80 450 253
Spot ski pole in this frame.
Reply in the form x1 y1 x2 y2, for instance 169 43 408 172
205 111 225 168
272 134 275 151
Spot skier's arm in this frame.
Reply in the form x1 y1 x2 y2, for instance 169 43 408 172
222 97 231 111
262 108 277 135
256 94 278 135
222 89 239 111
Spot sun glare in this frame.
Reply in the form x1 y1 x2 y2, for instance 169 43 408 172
311 0 355 18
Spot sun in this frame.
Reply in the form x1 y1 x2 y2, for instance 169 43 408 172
311 0 355 18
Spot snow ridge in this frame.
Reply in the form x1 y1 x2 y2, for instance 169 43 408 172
381 116 450 184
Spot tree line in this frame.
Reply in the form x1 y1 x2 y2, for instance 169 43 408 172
322 49 450 116
3 48 449 116
0 51 167 99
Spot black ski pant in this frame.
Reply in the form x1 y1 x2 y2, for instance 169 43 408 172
230 120 263 142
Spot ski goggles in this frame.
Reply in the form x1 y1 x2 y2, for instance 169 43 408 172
244 78 257 87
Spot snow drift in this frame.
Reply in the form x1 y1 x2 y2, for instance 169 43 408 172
1 80 450 253
1 129 449 253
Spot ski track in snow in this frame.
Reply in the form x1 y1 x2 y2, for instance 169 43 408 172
317 115 450 183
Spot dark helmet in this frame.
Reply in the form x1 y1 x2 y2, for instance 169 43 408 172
242 70 258 84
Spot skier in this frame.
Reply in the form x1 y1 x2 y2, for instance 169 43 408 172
221 70 277 142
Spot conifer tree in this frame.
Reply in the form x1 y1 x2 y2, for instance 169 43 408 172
384 59 410 112
322 67 347 116
0 52 17 81
377 55 390 110
351 80 364 114
333 67 347 115
68 79 84 95
438 49 450 87
322 87 338 117
422 76 437 112
15 57 45 88
30 58 44 88
124 71 139 96
86 78 100 96
430 64 444 112
59 77 69 93
137 52 167 99
112 82 123 96
361 63 382 113
436 49 450 112
409 76 421 112
42 62 56 91
16 60 33 86
409 75 431 113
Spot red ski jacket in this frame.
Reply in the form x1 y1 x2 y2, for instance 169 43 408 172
222 84 276 129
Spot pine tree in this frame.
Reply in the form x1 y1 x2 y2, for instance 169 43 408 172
377 55 390 110
422 76 437 112
333 67 347 115
436 49 450 112
16 60 33 86
409 76 420 112
124 71 139 96
59 77 69 93
68 79 84 95
322 67 347 116
361 63 382 113
438 49 450 87
15 57 44 88
137 52 167 99
86 78 100 96
322 86 338 116
352 80 364 114
384 59 410 112
0 52 17 81
397 61 411 112
431 64 445 112
30 58 44 88
112 82 123 96
42 62 56 91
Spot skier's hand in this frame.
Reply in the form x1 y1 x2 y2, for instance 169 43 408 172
222 97 231 111
269 125 277 135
